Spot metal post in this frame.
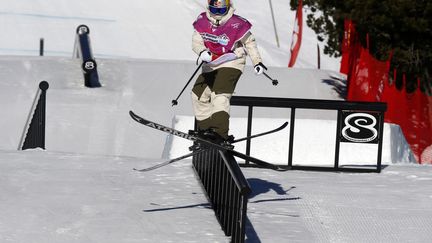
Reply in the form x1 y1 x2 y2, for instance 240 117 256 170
288 108 296 167
376 112 385 172
334 110 342 169
268 0 280 48
245 106 253 165
39 38 44 56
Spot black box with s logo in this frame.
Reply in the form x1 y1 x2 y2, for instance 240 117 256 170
340 111 381 144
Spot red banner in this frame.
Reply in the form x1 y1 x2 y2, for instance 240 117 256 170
381 70 402 124
342 20 432 163
288 0 303 67
380 73 432 163
405 79 421 161
346 47 391 102
340 19 356 75
407 79 432 163
422 95 432 163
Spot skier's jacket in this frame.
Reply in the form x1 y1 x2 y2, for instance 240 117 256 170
192 6 262 73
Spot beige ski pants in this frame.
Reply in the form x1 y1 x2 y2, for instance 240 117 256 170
191 68 242 139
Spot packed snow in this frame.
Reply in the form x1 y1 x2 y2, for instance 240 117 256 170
0 0 339 70
1 0 431 242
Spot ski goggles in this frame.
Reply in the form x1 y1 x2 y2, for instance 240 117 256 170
209 6 228 15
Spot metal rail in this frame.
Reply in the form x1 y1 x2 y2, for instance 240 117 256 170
231 96 387 173
192 147 251 243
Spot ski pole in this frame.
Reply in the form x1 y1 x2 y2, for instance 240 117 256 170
263 72 278 86
172 61 204 106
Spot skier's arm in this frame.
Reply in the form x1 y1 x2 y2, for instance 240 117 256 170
241 32 263 66
192 31 213 62
192 31 207 55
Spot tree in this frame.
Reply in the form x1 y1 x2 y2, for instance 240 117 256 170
291 0 432 91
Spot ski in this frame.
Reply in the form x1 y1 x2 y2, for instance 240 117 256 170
231 121 288 143
133 121 288 172
133 149 206 172
129 110 287 171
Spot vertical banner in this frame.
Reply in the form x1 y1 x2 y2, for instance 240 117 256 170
422 95 432 163
417 79 432 163
347 46 391 102
394 74 408 133
380 70 398 123
340 19 356 75
288 0 303 67
405 78 432 163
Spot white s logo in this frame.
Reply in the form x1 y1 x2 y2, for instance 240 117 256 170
342 113 378 143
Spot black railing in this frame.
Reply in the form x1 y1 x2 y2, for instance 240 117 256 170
19 81 49 150
73 24 101 88
192 147 251 243
231 96 387 173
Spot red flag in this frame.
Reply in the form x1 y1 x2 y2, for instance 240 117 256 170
394 73 408 132
380 76 397 123
347 48 369 101
405 81 420 161
346 46 391 102
288 0 303 67
340 19 356 74
422 95 432 164
380 68 399 123
418 99 432 163
400 74 431 163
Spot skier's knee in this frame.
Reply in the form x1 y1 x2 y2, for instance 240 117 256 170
212 93 231 114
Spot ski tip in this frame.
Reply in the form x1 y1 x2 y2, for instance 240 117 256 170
129 110 140 121
275 166 291 172
133 168 147 172
276 168 289 172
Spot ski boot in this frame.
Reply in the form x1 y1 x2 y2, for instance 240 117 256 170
201 129 235 150
223 135 235 150
188 129 235 150
188 129 202 151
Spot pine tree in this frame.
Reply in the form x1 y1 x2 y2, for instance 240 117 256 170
291 0 432 90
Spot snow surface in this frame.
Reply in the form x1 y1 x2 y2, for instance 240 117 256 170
0 0 339 70
1 0 432 242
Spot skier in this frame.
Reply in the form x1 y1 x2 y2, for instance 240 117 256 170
191 0 267 145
